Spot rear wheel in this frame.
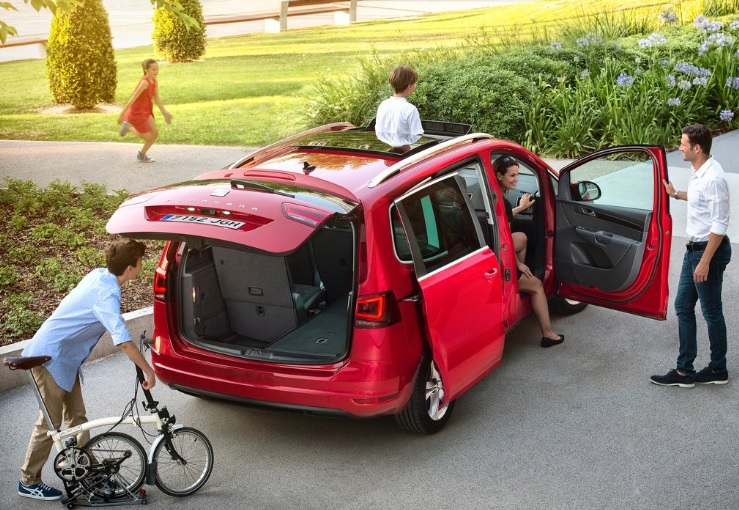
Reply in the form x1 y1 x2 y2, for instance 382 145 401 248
549 296 588 315
153 427 214 497
82 432 147 499
395 356 455 434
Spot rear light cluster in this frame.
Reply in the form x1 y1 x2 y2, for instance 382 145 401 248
153 242 172 302
355 292 397 328
281 203 330 228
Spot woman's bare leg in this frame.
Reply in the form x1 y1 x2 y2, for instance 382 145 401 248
512 232 527 264
518 274 561 341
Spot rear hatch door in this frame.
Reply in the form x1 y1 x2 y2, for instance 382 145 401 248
106 178 359 253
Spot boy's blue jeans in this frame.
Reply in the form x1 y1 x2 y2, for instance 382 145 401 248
675 240 732 374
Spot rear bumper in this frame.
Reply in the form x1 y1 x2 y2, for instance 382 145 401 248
151 354 416 418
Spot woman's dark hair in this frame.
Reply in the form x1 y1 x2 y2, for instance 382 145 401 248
106 239 146 276
493 155 518 177
142 58 157 74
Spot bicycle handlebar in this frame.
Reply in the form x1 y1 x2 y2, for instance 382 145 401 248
135 365 158 410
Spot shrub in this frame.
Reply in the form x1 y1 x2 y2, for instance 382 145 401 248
46 0 116 109
153 0 207 63
415 60 536 140
2 293 44 340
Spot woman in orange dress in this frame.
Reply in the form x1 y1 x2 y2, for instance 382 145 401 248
117 59 172 163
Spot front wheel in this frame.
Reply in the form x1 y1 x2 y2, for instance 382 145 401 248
394 356 455 434
153 427 214 497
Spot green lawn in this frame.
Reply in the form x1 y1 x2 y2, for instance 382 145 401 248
0 0 711 146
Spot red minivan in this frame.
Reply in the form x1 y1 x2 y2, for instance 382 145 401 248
107 122 672 433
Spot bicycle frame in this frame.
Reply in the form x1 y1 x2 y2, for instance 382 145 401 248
5 353 213 505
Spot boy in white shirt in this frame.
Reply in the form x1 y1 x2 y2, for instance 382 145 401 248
375 66 424 152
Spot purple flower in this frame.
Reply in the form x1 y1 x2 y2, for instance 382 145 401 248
550 42 562 50
639 33 667 48
616 72 634 87
692 77 708 87
678 80 692 90
666 74 676 87
660 9 678 24
580 69 591 80
576 34 602 47
694 15 723 33
726 77 739 89
667 97 681 107
720 110 734 122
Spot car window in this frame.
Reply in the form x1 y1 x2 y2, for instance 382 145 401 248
393 175 483 274
566 152 654 210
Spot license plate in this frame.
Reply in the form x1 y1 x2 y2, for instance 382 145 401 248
160 214 245 230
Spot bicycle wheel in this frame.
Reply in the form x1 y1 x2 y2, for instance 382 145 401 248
82 431 147 498
153 427 213 497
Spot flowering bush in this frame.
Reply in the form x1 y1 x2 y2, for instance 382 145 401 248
523 10 739 156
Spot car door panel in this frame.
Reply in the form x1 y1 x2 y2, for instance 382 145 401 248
395 173 505 399
555 146 671 319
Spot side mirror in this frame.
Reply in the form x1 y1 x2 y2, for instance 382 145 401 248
571 181 601 201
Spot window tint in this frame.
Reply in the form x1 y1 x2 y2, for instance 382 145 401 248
393 176 483 274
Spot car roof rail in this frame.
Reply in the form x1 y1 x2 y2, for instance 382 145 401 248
233 122 355 168
367 133 493 188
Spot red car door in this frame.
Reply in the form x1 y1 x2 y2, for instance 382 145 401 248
554 146 672 319
395 173 505 400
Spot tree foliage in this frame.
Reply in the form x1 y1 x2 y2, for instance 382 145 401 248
46 0 115 108
0 0 196 43
153 0 205 63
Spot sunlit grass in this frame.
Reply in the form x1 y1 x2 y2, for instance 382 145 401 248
0 0 728 145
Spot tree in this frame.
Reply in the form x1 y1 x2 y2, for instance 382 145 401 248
46 0 115 108
153 0 205 63
0 0 196 43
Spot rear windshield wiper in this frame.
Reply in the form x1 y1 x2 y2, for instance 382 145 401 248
231 179 294 198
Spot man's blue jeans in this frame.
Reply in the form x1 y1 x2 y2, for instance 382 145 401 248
675 240 732 374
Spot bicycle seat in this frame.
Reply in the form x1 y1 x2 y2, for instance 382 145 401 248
3 355 51 370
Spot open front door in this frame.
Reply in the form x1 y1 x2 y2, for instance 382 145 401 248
555 146 672 319
394 173 505 400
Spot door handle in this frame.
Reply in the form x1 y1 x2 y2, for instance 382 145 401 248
576 206 596 216
484 269 498 280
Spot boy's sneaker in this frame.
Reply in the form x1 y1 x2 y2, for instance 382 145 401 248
137 151 154 163
18 481 63 500
650 369 695 388
119 121 131 137
694 366 729 385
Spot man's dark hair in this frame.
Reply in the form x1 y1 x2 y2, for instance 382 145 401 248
388 66 418 93
106 239 146 276
682 123 712 154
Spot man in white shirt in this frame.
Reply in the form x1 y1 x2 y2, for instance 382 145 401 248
375 65 424 151
652 124 731 388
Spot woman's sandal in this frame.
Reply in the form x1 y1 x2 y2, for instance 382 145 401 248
540 335 564 348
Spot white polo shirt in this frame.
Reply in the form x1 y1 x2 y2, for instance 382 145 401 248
686 157 730 242
375 96 423 147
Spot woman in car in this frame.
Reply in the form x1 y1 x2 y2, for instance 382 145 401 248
494 155 565 348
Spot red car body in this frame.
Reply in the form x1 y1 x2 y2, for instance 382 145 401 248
107 122 672 433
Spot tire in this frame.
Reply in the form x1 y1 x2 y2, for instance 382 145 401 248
153 427 214 497
394 356 456 434
549 296 588 316
82 432 147 498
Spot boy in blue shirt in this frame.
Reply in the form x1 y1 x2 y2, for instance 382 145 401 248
18 239 156 501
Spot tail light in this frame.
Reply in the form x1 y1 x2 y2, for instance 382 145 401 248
355 292 396 328
153 244 170 302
